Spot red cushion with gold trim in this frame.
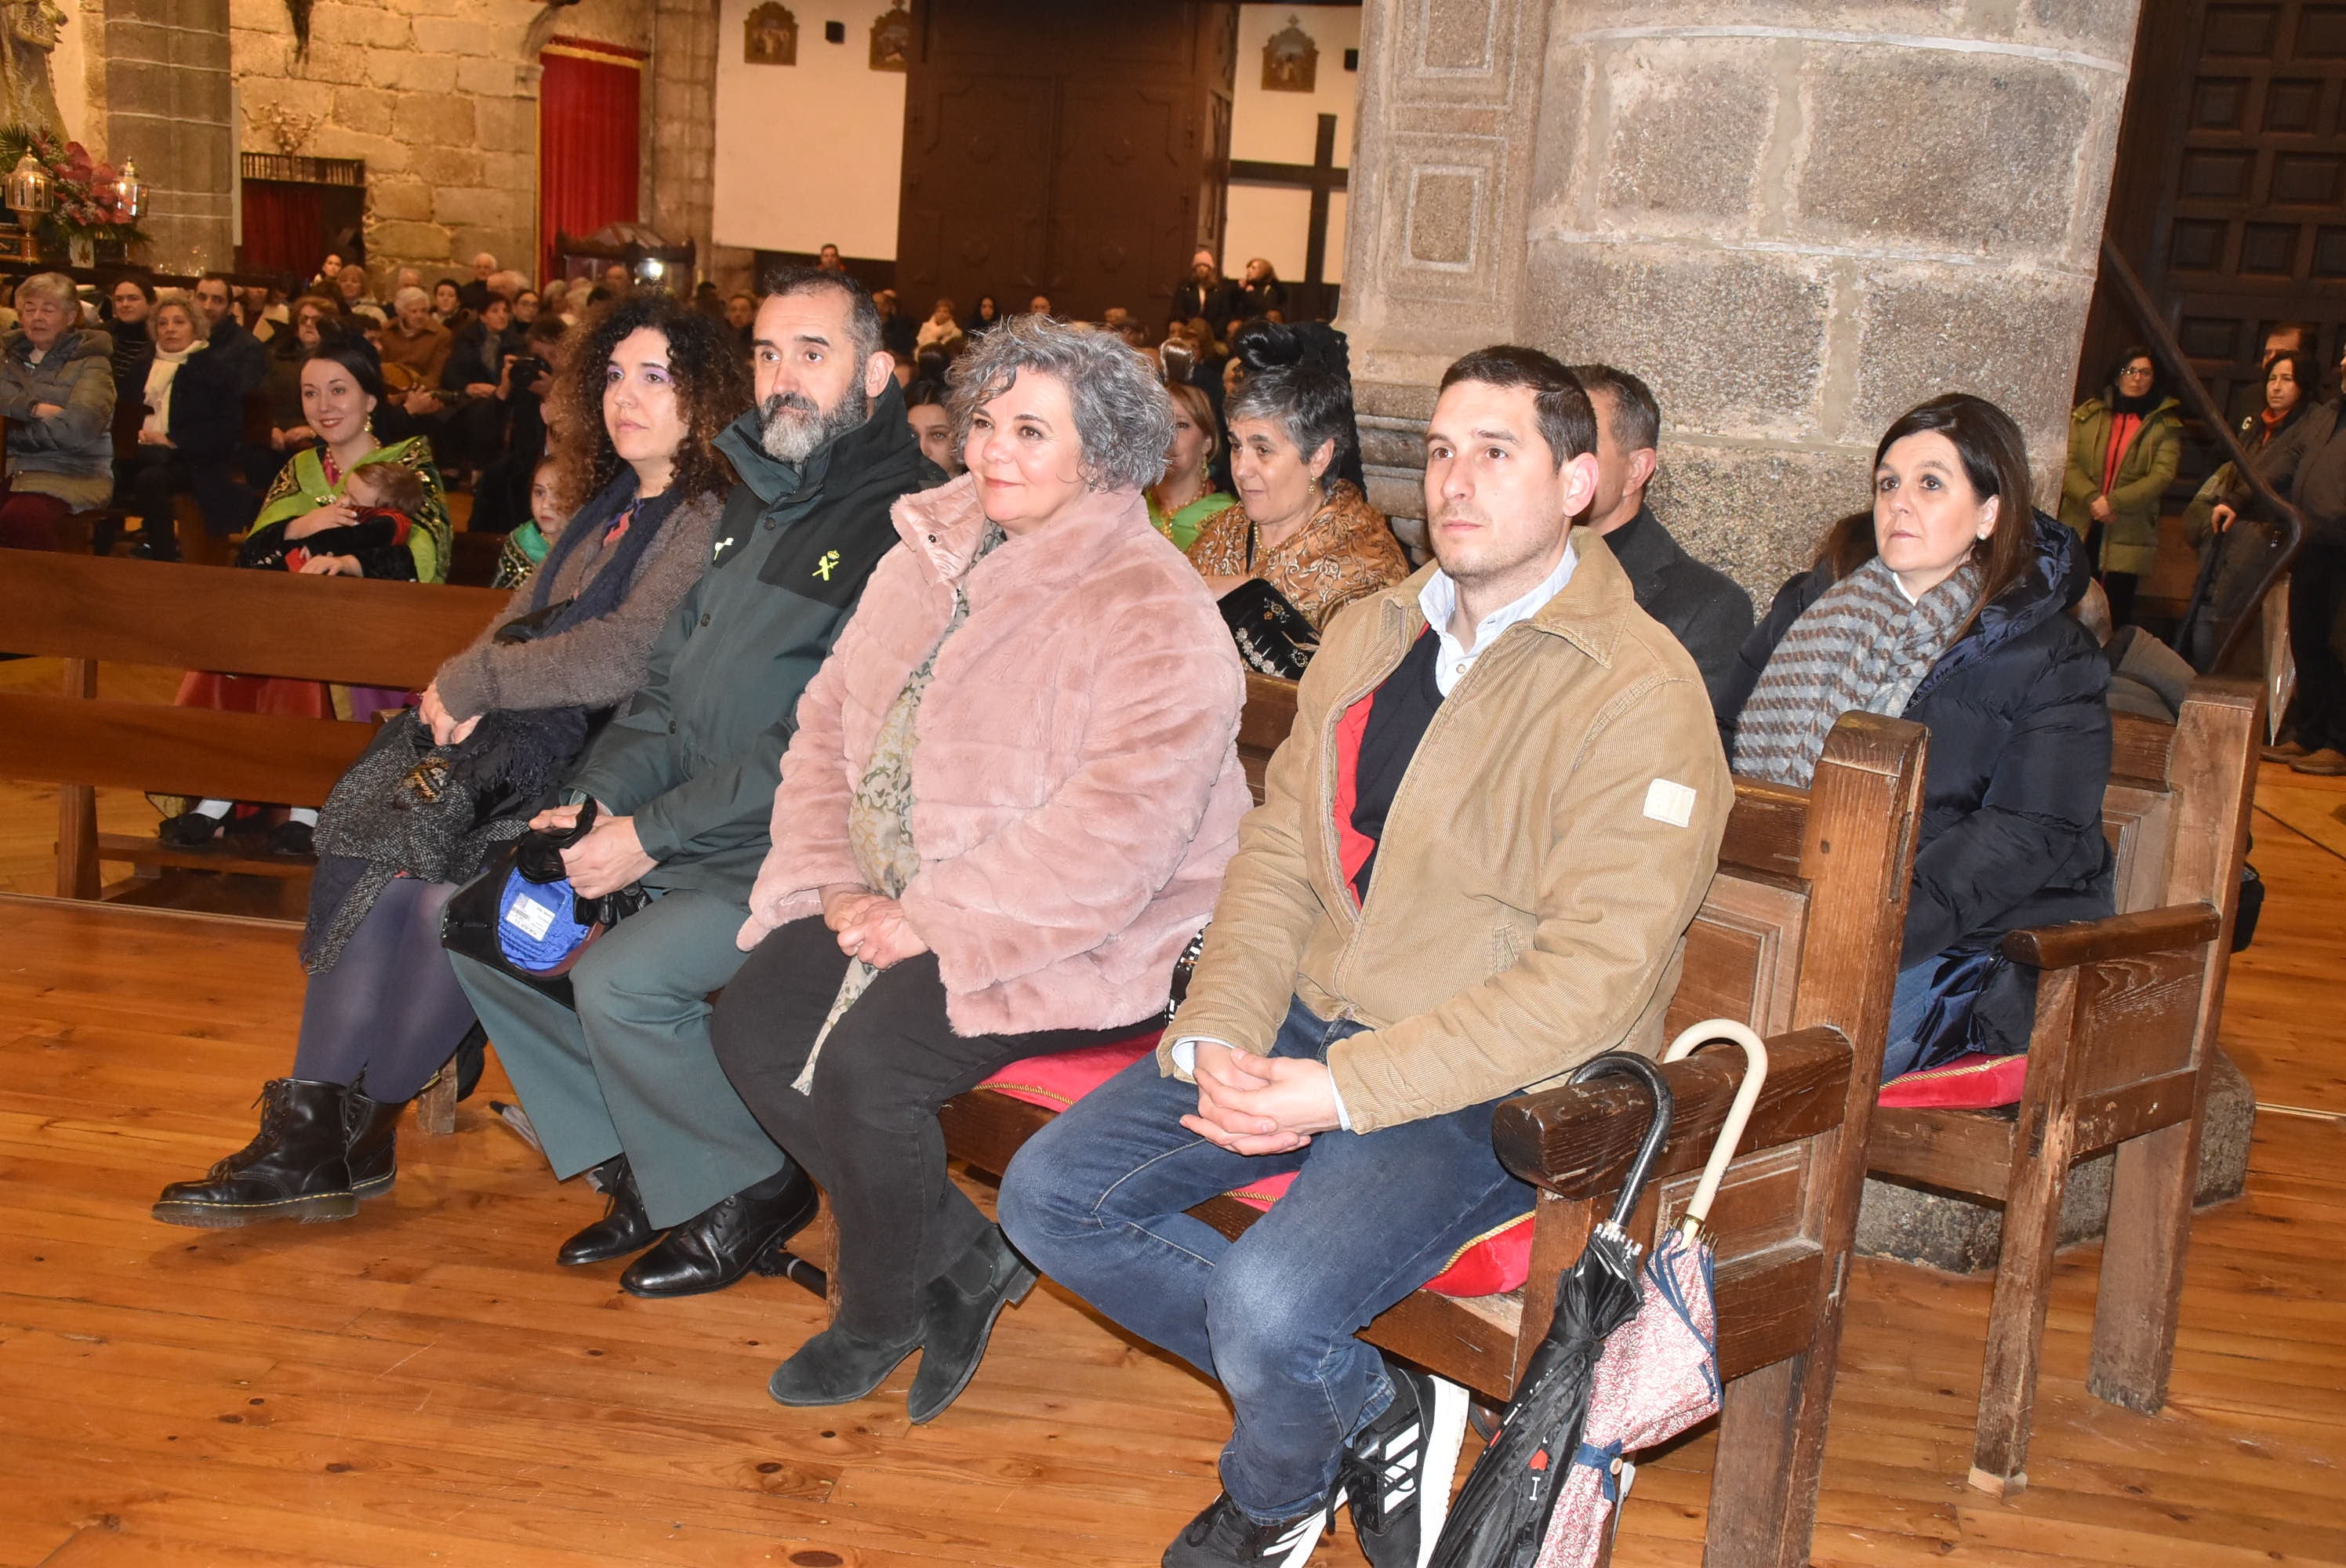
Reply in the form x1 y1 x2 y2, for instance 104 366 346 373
976 1040 1534 1298
1877 1051 2028 1109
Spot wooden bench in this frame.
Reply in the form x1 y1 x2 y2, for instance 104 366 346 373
942 710 1930 1567
1864 677 2261 1497
0 550 504 896
1 551 506 1130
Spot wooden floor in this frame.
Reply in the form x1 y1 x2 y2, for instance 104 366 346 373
2 720 2344 1565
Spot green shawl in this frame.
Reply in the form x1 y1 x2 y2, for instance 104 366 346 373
252 436 454 584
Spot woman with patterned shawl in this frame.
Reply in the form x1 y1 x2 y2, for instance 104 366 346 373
162 339 453 855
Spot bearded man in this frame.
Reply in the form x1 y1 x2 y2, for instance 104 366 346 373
450 269 942 1300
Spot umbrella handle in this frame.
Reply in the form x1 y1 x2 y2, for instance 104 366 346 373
1569 1051 1675 1234
1662 1019 1770 1239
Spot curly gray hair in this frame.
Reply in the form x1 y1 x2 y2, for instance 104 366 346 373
946 315 1175 492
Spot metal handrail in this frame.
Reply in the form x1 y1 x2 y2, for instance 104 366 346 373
2096 237 2304 670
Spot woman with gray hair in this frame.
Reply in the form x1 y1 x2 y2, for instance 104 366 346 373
0 270 114 549
1186 325 1408 654
709 314 1252 1423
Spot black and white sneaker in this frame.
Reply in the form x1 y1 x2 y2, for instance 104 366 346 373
1161 1492 1332 1567
1342 1359 1472 1568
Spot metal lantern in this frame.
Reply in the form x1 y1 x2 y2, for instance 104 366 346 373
111 158 146 222
4 151 52 227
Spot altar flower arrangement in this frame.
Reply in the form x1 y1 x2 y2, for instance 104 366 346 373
0 125 151 251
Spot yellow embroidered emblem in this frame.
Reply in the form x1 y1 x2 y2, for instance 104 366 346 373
814 550 841 581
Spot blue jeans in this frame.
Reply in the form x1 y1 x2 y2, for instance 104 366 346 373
1882 941 2003 1080
998 995 1533 1523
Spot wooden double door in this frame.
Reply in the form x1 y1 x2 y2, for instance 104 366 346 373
2094 0 2346 459
895 1 1236 326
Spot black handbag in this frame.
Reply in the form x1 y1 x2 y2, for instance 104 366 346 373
1220 576 1318 678
439 800 650 1007
1218 519 1320 678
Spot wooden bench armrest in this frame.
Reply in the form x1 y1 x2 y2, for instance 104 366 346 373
1997 902 2221 972
1491 1025 1852 1202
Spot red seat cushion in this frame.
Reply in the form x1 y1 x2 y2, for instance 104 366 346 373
976 1040 1533 1298
1878 1051 2028 1109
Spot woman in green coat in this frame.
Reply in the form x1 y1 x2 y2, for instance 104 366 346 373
2060 344 2181 626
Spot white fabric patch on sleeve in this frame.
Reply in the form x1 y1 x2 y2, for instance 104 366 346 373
1643 778 1697 829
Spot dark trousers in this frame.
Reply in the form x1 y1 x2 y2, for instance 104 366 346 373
710 914 1147 1342
110 447 183 557
0 490 68 550
2289 540 2346 750
997 994 1534 1523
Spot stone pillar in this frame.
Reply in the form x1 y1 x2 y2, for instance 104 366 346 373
1340 0 2143 591
644 0 746 290
105 0 234 274
1340 0 1552 545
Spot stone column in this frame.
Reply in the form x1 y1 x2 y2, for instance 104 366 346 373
1340 0 1553 546
1340 0 2143 591
644 0 747 291
105 0 234 274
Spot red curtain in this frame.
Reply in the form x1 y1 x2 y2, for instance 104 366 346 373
539 43 643 283
240 181 328 277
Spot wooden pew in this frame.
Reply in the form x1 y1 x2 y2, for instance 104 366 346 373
942 710 1930 1567
0 550 504 895
1864 677 2261 1497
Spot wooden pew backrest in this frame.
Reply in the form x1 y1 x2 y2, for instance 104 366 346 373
0 552 507 898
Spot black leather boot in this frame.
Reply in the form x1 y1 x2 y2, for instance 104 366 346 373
619 1165 820 1299
343 1084 401 1199
768 1322 924 1408
152 1080 358 1229
906 1225 1038 1424
557 1155 657 1266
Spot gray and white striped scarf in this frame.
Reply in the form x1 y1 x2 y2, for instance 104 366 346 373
1731 554 1984 787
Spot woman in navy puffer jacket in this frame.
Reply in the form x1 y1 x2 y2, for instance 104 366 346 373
1720 394 2115 1080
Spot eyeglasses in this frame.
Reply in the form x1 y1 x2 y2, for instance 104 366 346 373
2119 365 2155 379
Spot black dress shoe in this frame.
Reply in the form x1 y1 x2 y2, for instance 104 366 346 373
618 1167 819 1298
269 819 315 857
343 1083 400 1198
557 1156 656 1266
768 1323 923 1408
906 1225 1037 1424
153 1080 358 1228
158 811 225 848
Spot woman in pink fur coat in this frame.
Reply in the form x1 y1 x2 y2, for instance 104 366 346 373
711 316 1252 1422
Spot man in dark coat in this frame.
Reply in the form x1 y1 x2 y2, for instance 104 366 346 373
1570 364 1754 709
170 272 269 539
449 270 944 1300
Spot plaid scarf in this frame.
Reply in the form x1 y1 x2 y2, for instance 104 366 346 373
1731 554 1983 787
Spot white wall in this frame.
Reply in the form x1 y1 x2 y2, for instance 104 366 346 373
1224 4 1359 287
712 0 905 257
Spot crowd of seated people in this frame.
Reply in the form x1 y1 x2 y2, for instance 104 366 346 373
78 247 2158 1567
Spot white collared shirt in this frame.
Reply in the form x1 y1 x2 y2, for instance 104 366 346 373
1415 541 1579 696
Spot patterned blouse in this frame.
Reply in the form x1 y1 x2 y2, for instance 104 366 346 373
1183 479 1409 630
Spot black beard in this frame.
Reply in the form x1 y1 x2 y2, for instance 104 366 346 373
758 383 870 463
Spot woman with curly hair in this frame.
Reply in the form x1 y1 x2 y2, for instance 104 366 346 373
153 294 749 1232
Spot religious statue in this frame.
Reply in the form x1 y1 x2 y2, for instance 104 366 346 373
744 2 797 67
869 5 910 72
1262 16 1317 93
1 0 67 140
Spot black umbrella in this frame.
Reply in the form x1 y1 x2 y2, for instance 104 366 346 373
1428 1051 1676 1568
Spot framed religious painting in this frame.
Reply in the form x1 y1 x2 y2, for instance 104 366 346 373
1262 16 1316 93
745 2 797 66
870 5 910 71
